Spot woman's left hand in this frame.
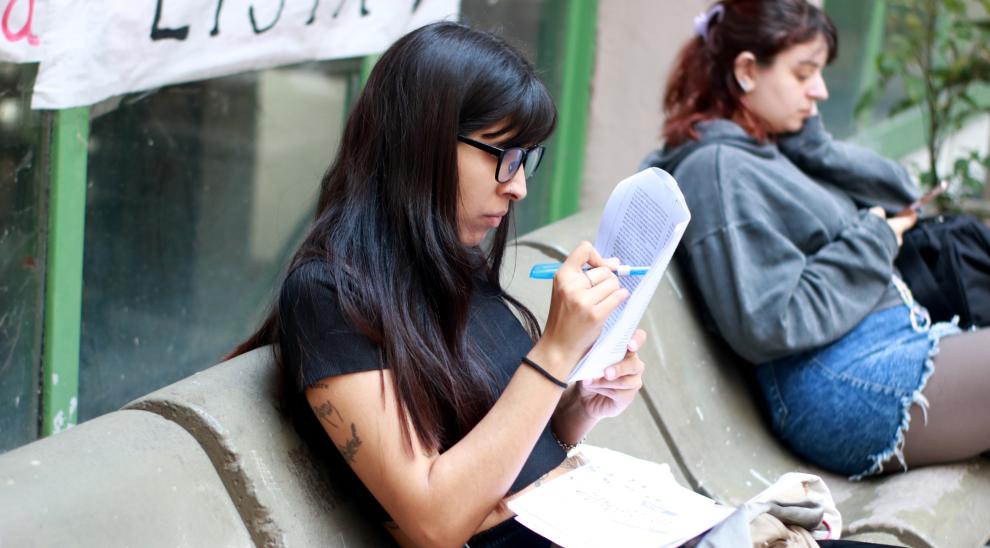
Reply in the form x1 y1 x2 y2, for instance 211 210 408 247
575 329 647 419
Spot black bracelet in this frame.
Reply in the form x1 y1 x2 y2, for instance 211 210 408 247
521 356 568 389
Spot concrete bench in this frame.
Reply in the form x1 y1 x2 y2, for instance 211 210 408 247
505 209 990 548
0 409 253 547
1 209 987 547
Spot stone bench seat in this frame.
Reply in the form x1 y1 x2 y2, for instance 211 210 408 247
0 210 987 547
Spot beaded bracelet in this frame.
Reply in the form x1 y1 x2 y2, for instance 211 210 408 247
520 356 568 389
552 430 586 452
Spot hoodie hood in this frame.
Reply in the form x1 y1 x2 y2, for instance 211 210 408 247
641 119 776 174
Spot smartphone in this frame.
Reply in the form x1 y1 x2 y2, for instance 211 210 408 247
899 180 948 215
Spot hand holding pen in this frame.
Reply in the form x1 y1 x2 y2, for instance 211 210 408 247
526 242 630 373
529 262 650 279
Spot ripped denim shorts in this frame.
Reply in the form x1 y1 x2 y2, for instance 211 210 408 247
756 304 961 480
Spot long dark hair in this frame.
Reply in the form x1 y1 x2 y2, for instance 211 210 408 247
232 22 556 452
663 0 837 146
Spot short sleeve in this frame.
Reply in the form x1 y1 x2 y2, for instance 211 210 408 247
279 262 383 390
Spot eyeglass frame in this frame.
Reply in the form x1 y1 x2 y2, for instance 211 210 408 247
456 134 546 184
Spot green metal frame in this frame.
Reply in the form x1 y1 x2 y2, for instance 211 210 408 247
546 0 597 223
42 107 89 436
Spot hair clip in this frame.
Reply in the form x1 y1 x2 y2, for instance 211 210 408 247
693 4 725 42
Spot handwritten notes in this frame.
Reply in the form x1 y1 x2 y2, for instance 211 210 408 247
508 446 733 548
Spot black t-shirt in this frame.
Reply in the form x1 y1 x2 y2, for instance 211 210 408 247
279 260 566 523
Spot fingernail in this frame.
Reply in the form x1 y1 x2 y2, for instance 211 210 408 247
628 339 640 352
608 257 621 268
605 367 615 380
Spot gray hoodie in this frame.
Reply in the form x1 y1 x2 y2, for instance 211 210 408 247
642 116 920 364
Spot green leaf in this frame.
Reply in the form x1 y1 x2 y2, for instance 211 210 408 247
945 0 967 15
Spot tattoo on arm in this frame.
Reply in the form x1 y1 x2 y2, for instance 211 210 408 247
337 423 362 463
310 399 344 429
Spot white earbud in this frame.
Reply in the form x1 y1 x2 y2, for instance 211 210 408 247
737 77 754 93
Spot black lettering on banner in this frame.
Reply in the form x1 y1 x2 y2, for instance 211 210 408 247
249 0 285 34
210 0 224 36
150 0 189 41
332 0 369 18
306 0 319 25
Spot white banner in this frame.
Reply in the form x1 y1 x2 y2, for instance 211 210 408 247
0 0 43 62
31 0 459 109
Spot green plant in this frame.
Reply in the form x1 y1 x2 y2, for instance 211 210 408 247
857 0 990 211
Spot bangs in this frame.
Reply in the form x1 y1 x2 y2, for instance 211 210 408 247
469 74 557 148
496 76 557 147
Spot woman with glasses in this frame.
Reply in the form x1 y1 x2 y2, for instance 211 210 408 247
232 21 645 547
644 0 990 480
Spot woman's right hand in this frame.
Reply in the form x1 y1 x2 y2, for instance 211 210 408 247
870 206 916 246
529 241 630 377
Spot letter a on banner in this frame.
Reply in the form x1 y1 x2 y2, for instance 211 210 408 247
0 0 42 62
31 0 458 109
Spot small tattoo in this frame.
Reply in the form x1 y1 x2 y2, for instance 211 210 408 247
337 423 362 463
311 399 343 429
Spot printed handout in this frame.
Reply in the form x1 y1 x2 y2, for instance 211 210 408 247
569 167 691 381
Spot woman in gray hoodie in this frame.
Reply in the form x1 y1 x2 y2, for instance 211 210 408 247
643 0 989 479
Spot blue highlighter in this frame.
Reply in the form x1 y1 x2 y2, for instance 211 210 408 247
529 262 650 280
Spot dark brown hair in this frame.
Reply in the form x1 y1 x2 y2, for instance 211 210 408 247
662 0 837 146
231 22 556 452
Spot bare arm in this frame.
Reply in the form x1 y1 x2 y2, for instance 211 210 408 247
307 241 629 547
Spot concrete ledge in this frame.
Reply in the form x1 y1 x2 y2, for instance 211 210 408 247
0 409 252 548
4 208 986 547
127 348 390 547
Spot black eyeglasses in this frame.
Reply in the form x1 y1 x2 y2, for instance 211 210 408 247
457 135 545 183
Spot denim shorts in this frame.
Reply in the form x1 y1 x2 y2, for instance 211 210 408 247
756 304 962 479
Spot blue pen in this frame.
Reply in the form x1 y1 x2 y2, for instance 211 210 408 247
529 262 650 279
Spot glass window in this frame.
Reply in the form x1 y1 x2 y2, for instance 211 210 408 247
0 63 46 451
79 61 359 420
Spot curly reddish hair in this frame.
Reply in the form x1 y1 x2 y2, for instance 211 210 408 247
663 0 838 147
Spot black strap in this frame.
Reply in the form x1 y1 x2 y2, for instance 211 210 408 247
520 356 568 389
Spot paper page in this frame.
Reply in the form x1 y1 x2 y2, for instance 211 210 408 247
569 168 691 381
507 446 733 548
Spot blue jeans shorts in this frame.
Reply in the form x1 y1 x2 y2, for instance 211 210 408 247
756 304 962 479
